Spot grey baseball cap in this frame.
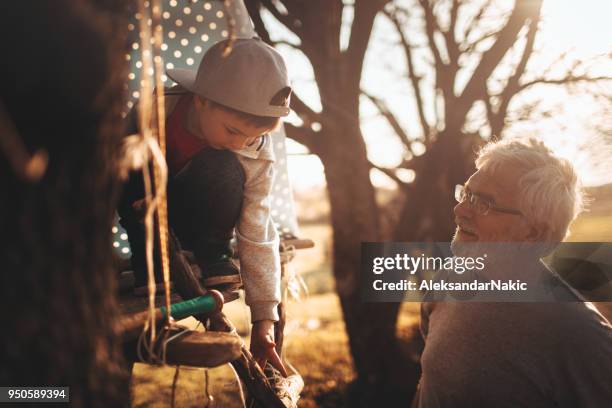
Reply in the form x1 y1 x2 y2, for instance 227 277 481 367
167 38 291 117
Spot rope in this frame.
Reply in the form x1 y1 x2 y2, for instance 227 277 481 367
171 365 180 408
204 369 215 408
228 362 247 408
222 0 237 56
136 324 190 365
134 0 173 363
150 0 173 328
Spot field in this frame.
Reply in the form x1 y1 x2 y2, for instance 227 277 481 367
131 185 612 407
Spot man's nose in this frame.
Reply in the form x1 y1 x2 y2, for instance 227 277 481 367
454 199 473 219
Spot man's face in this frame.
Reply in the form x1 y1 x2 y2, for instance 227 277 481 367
452 163 537 244
193 96 276 150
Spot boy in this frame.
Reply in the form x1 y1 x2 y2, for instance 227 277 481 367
118 38 291 374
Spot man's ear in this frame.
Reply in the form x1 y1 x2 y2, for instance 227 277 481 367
525 222 547 242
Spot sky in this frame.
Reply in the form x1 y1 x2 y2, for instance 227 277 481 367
265 0 612 190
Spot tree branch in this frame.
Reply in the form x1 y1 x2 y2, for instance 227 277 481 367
270 39 302 50
442 0 460 65
483 96 500 141
369 161 405 186
244 0 272 43
416 0 456 104
259 0 303 37
283 123 317 152
362 90 415 155
290 92 318 119
246 2 302 51
491 12 540 136
457 0 543 121
461 0 493 49
344 0 389 89
417 0 445 69
384 7 431 143
519 75 612 91
460 29 499 54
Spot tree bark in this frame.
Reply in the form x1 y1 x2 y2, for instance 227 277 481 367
319 106 420 406
394 131 482 242
0 1 130 406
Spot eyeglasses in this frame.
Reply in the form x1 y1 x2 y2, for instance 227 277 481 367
455 184 523 216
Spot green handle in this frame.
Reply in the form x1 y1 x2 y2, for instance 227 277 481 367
160 294 218 320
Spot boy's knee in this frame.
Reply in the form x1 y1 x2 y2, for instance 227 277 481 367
185 149 244 186
172 149 245 207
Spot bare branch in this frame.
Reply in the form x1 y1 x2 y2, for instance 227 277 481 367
344 0 389 88
290 92 318 120
259 0 303 37
417 0 445 69
483 95 496 139
268 39 301 50
519 75 612 91
502 16 539 97
457 0 543 121
369 162 405 185
442 0 460 65
416 0 457 103
283 123 317 152
490 11 540 136
244 0 272 43
244 1 321 141
383 7 431 143
461 0 493 49
460 29 499 54
362 90 415 155
448 0 459 37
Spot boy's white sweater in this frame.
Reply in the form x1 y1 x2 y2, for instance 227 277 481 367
162 87 281 322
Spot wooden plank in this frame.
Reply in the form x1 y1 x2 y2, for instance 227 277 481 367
164 329 242 368
123 327 242 368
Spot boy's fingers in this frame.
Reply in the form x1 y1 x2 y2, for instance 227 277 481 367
255 357 267 370
132 198 146 222
267 348 288 377
132 198 145 211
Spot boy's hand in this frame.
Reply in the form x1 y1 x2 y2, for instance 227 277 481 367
250 320 288 377
132 198 146 222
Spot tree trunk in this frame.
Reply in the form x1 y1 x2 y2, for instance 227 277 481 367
393 131 481 242
318 111 420 406
0 1 130 406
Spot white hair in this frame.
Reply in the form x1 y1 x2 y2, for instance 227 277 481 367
475 138 585 242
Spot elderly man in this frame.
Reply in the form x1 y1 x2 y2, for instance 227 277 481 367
416 138 612 407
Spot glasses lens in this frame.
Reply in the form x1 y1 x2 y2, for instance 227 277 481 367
455 185 464 203
473 195 490 214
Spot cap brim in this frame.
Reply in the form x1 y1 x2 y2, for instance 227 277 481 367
166 68 198 93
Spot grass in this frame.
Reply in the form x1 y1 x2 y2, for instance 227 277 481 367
568 212 612 242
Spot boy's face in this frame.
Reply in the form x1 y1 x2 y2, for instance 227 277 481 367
193 96 276 150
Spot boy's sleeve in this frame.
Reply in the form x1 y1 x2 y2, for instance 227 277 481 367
236 156 281 322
